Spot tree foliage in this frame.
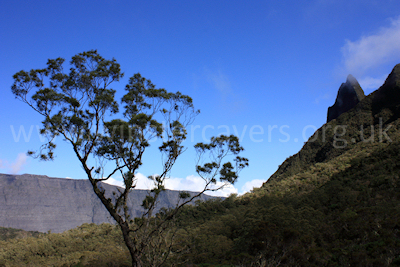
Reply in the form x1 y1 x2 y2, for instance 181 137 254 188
11 50 248 266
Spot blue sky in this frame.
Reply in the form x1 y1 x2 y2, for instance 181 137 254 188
1 0 400 196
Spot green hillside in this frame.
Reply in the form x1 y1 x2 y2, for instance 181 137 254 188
1 65 400 266
0 227 43 242
170 64 400 266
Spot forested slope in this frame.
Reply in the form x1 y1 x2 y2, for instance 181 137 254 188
2 65 400 266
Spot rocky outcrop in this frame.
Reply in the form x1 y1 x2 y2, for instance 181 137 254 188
267 63 400 185
370 64 400 124
373 64 400 107
327 74 365 122
0 173 215 233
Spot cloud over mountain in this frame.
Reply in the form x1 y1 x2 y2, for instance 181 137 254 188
341 16 400 90
106 175 269 197
241 179 266 194
104 173 239 197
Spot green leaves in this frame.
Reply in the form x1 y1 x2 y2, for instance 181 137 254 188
11 50 249 266
195 134 249 186
70 50 123 81
142 195 155 209
219 162 237 183
179 192 191 199
11 50 123 165
11 69 48 101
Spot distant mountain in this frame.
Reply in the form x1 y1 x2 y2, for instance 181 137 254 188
0 173 215 233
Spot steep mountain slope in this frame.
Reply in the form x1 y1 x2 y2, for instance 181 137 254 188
172 64 400 266
268 65 400 184
0 173 214 233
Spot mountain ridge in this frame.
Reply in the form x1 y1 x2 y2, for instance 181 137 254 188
0 173 215 233
171 63 400 265
266 65 400 185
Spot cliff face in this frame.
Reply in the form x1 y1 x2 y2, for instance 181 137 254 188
0 173 214 233
327 74 365 122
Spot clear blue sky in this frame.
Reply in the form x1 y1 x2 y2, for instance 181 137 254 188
1 0 400 196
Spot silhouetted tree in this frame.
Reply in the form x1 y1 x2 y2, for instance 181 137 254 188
11 50 248 266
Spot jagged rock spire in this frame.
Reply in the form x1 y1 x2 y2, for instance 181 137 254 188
373 63 400 107
327 74 365 122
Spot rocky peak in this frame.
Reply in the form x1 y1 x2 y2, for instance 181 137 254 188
327 74 365 122
373 63 400 107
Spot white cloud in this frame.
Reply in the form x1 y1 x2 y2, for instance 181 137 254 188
102 173 239 197
240 179 266 194
103 177 125 188
0 153 28 174
10 153 28 174
341 17 400 77
358 74 388 91
103 174 267 198
203 68 245 113
135 173 156 190
103 173 154 189
162 174 238 197
206 69 232 96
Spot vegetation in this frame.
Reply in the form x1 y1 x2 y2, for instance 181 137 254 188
174 138 400 266
10 50 248 266
4 61 400 266
167 71 400 266
0 223 130 267
0 227 43 242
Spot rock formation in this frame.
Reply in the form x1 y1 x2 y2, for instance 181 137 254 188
373 64 400 107
0 173 216 233
327 74 365 122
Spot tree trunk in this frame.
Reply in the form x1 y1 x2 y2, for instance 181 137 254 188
120 223 142 267
131 253 142 267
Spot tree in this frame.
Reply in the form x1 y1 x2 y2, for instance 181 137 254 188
11 50 248 266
